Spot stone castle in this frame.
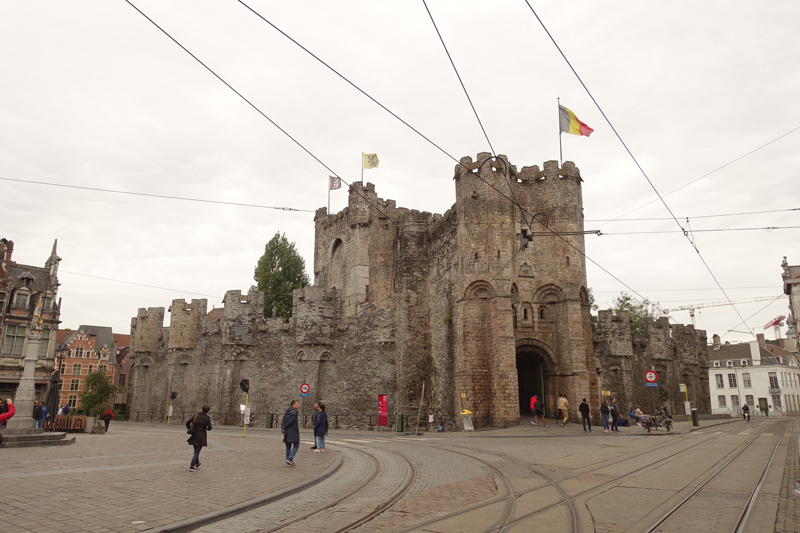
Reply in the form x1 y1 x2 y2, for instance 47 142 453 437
128 153 710 425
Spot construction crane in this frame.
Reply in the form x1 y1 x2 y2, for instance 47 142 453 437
763 315 786 340
662 295 783 326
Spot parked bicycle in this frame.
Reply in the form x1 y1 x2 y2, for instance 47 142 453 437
238 415 255 427
640 413 674 432
430 413 455 432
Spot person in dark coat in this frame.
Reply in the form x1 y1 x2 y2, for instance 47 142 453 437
186 405 212 472
579 398 591 432
313 402 328 452
281 400 300 466
610 397 620 432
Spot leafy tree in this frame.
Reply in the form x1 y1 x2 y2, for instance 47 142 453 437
79 371 123 416
254 232 310 319
612 292 658 336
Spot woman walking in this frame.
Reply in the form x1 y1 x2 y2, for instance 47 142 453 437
313 403 328 452
281 400 300 466
186 405 212 472
601 399 611 433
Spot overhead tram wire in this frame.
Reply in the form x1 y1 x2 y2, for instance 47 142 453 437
132 1 664 318
594 126 800 229
123 0 395 227
60 270 222 299
420 0 536 234
587 207 799 223
600 226 800 236
0 176 315 212
523 0 755 337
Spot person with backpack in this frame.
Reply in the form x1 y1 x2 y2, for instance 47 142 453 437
313 402 328 453
185 405 212 472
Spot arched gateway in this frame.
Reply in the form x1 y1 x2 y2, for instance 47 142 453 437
516 340 557 418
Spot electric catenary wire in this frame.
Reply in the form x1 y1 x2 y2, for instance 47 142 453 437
124 0 396 226
0 176 315 212
523 0 756 337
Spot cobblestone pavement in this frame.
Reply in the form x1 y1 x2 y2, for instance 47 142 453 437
0 416 796 533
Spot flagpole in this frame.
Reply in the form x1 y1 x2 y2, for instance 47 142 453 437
361 153 364 183
328 182 331 214
558 98 563 166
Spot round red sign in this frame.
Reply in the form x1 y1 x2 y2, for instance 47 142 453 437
644 371 658 383
300 383 310 394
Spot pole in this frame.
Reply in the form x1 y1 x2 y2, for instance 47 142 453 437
243 392 249 438
414 382 425 436
558 97 563 166
361 153 364 183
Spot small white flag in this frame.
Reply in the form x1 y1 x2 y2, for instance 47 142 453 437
329 176 341 190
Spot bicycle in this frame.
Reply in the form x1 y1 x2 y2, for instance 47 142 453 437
661 418 674 432
238 415 255 427
431 413 455 432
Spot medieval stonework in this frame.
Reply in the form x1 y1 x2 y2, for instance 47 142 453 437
128 153 709 426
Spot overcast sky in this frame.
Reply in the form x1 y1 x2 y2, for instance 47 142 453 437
2 1 798 344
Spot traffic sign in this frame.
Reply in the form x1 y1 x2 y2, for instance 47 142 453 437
644 371 658 383
300 383 310 394
645 382 659 387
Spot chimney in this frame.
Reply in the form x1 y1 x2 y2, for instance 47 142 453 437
756 333 766 348
712 334 721 350
749 340 761 365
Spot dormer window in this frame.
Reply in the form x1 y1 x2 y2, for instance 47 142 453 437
741 360 748 366
13 292 28 308
713 361 721 368
726 360 734 367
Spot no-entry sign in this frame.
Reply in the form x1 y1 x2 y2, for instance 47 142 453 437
300 383 310 396
644 371 658 383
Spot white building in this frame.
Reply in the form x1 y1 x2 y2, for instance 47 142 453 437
707 334 800 416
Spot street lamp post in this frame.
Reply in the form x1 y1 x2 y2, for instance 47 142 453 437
54 343 69 409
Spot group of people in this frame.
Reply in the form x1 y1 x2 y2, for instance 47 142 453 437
184 400 329 472
530 395 660 433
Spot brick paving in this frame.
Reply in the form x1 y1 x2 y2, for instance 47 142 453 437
0 417 794 533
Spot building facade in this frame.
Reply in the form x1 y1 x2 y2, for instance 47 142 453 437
57 326 129 410
0 238 61 401
128 154 709 426
708 334 800 416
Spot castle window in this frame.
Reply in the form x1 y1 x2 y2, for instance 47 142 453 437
497 251 500 259
539 306 548 321
566 256 570 265
523 309 528 320
475 253 479 260
2 324 26 356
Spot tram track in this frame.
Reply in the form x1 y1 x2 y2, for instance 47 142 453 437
641 418 792 533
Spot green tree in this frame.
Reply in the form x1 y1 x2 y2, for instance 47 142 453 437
254 232 310 319
612 292 658 336
78 371 123 416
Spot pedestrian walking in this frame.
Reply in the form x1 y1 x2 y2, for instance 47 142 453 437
281 400 300 466
185 405 212 472
610 397 620 432
306 402 320 449
313 402 328 452
531 394 547 427
601 399 610 432
579 398 591 432
0 398 14 424
32 401 44 429
102 406 114 432
557 394 569 427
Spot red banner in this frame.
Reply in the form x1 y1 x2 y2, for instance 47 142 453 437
378 394 388 427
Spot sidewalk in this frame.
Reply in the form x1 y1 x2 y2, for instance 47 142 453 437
0 423 335 533
0 416 751 533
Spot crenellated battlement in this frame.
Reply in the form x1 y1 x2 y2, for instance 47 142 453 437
168 298 207 350
221 289 264 345
130 307 165 354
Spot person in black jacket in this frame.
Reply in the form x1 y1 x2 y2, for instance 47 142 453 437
579 398 591 432
281 400 300 467
186 405 212 472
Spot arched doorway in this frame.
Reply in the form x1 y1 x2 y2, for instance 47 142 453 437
516 343 555 417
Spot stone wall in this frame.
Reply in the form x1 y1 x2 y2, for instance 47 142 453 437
593 310 711 417
128 154 706 428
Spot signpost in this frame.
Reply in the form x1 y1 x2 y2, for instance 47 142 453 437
240 379 250 438
645 371 659 414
